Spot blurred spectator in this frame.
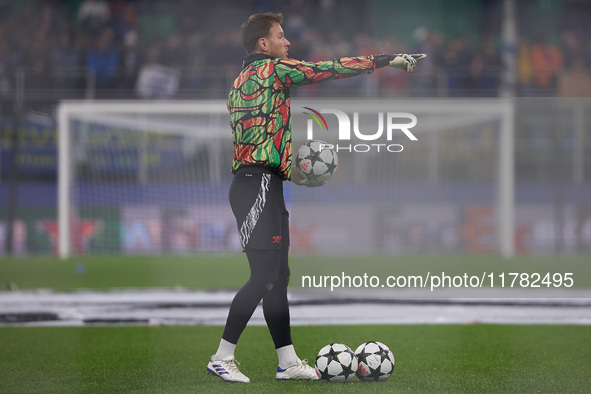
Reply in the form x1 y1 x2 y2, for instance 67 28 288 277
118 30 139 90
444 35 473 96
558 58 591 97
377 33 410 95
411 29 445 96
296 27 322 60
203 28 243 94
353 32 379 56
328 31 353 58
77 0 111 36
38 3 56 36
517 37 533 95
470 36 501 96
284 1 306 42
85 27 119 89
135 40 180 100
137 2 175 45
530 31 563 94
27 57 53 95
0 36 12 96
317 0 337 39
560 31 585 70
109 0 137 40
51 32 81 93
23 24 52 92
586 40 591 70
160 33 187 70
0 0 588 100
182 34 206 93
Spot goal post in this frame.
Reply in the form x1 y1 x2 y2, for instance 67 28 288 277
57 102 71 260
499 99 515 258
57 99 515 259
57 100 230 259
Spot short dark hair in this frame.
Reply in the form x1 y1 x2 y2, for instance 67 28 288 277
241 12 283 54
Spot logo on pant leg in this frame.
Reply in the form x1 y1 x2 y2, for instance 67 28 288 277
272 236 282 244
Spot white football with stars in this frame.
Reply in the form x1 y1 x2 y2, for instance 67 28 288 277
296 140 338 183
354 341 395 382
315 343 358 383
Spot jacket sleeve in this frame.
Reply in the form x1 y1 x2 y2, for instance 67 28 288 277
273 55 392 88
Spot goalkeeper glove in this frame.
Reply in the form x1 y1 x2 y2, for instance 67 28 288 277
389 53 427 72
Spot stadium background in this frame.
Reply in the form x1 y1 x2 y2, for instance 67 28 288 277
0 1 590 392
0 0 589 258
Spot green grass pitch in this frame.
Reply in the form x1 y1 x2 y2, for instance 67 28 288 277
1 254 590 392
1 254 590 291
0 324 590 393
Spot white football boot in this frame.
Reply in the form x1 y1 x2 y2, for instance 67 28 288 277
276 358 319 380
206 356 250 383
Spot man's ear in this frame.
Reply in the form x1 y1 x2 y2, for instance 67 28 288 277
257 37 267 53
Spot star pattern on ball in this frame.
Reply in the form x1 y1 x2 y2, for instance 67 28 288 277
304 149 331 175
365 362 387 381
326 346 341 363
357 348 370 364
315 344 358 383
296 140 338 183
323 159 338 174
355 341 394 382
339 358 356 381
379 348 391 364
317 363 333 382
316 346 341 382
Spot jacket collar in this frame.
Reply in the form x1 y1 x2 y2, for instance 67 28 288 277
242 53 276 69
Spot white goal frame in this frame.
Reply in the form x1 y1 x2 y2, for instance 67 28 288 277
57 99 515 259
56 100 228 259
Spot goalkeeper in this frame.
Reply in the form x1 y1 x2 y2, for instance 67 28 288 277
207 12 425 383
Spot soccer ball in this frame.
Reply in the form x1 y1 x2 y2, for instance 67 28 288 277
354 341 395 382
295 140 338 183
315 343 358 383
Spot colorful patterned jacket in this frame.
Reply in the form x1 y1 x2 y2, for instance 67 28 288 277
228 53 392 180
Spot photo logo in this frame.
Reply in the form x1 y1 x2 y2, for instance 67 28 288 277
303 107 418 153
303 107 328 132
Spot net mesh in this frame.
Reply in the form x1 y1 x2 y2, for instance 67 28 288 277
65 104 237 255
290 99 504 255
61 100 509 256
65 99 591 257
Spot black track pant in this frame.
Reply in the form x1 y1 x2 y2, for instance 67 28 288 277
222 167 292 349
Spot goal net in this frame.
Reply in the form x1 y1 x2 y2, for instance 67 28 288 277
57 99 513 258
57 101 236 257
290 98 513 257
